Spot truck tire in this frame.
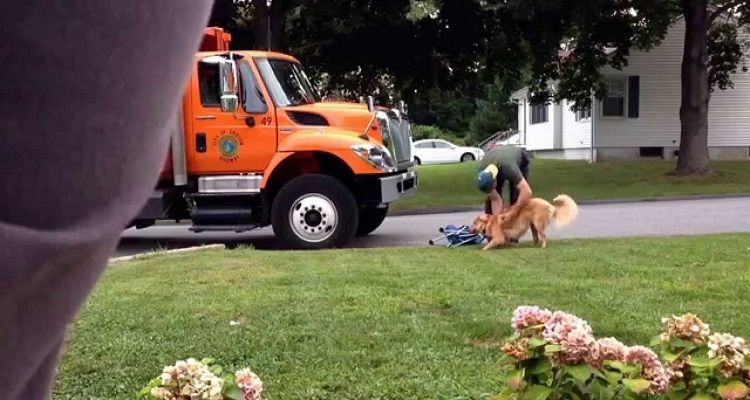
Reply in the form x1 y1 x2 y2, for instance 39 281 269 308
272 174 359 250
355 205 389 237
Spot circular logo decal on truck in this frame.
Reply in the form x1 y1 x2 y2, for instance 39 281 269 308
213 131 244 163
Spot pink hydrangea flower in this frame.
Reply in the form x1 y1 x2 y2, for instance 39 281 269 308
511 306 553 333
542 311 594 342
235 368 263 400
542 311 598 366
595 337 628 365
626 346 670 395
556 326 599 366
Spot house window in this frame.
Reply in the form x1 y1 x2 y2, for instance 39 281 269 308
575 105 592 122
531 104 548 124
602 77 626 116
628 76 640 118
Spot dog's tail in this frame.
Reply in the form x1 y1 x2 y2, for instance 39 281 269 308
551 194 578 227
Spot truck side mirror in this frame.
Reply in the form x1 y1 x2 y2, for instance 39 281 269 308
219 58 239 113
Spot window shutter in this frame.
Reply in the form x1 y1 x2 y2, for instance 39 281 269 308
628 76 640 118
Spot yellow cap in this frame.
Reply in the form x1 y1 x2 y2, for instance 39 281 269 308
484 164 499 179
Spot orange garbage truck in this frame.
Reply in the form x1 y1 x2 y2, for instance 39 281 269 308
132 28 418 249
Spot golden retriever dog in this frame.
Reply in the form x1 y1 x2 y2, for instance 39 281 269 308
471 194 578 250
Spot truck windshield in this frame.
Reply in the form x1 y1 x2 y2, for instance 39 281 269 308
255 58 320 106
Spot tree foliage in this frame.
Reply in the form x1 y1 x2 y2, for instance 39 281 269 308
468 78 519 144
504 0 678 109
708 21 749 90
209 0 524 142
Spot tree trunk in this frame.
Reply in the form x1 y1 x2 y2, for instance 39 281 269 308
251 0 289 52
675 0 713 175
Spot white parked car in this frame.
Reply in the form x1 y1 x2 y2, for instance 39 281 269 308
411 139 484 165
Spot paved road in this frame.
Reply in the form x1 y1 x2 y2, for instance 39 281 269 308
116 197 750 257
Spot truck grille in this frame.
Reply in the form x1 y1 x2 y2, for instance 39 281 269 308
382 111 412 166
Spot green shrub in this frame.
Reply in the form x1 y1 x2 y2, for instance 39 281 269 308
411 124 467 146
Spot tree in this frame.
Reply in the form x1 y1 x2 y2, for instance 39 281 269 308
504 0 749 175
251 0 291 51
676 0 748 174
208 0 293 51
207 0 524 140
468 78 520 144
287 0 525 136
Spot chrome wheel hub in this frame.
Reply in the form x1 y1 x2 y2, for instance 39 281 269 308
289 193 338 243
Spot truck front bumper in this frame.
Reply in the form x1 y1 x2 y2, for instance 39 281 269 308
379 169 418 203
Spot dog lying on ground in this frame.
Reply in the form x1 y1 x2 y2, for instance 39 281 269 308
471 194 578 250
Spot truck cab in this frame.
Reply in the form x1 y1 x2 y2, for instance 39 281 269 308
134 29 417 249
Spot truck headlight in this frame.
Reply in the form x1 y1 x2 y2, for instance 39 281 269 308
352 144 394 170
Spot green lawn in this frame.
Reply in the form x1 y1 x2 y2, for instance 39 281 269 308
393 160 750 211
54 235 750 399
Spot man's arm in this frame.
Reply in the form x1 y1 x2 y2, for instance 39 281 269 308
507 179 532 217
489 189 504 214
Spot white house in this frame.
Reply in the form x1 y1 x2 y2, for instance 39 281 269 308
509 17 750 161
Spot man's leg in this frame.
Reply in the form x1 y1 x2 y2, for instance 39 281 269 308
0 2 212 399
509 184 520 207
497 181 510 210
521 151 531 185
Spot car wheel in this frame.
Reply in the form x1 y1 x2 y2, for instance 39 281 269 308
272 174 358 250
355 205 389 237
414 157 421 165
461 153 476 162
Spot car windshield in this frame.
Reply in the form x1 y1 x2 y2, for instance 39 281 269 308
255 58 320 106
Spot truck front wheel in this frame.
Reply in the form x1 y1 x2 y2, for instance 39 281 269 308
272 174 359 249
355 205 389 237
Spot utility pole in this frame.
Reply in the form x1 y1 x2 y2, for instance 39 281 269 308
267 0 272 51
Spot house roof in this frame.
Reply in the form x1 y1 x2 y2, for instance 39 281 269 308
510 87 529 101
510 79 559 101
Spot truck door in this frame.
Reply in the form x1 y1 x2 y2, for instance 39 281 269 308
186 55 277 174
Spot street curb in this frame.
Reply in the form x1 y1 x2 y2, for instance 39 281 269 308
389 193 750 216
109 244 226 263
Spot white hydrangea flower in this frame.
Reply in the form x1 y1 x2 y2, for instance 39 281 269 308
708 333 749 377
151 358 225 400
